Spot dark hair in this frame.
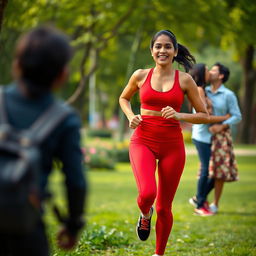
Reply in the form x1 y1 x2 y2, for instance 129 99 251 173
15 26 72 97
189 63 207 88
213 62 230 83
150 30 196 72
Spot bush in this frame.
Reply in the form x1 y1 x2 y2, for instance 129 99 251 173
115 148 130 162
82 146 115 170
87 129 112 138
82 139 131 169
114 140 130 162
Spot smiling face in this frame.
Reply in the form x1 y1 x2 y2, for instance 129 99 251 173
150 34 178 66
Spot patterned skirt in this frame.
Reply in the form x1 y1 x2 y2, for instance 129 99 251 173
209 129 238 182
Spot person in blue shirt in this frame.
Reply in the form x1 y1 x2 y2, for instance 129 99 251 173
189 62 242 216
0 26 87 256
205 63 241 213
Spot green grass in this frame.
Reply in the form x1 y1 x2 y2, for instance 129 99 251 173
45 154 256 256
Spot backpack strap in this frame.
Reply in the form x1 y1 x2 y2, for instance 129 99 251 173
27 101 72 145
0 86 8 125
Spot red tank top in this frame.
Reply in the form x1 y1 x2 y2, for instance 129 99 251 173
140 68 184 112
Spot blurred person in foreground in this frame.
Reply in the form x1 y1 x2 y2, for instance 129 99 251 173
189 62 241 215
0 26 86 256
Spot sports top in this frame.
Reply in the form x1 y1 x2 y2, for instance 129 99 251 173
140 68 184 112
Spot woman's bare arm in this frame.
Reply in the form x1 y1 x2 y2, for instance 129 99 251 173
119 69 147 128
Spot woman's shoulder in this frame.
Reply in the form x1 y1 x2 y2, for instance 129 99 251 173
177 71 195 91
133 68 151 81
178 70 193 83
132 68 152 87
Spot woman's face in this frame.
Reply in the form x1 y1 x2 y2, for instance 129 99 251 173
205 66 210 84
150 34 177 66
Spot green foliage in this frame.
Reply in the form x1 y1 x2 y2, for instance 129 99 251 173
87 129 113 138
82 146 115 170
79 224 129 251
113 140 130 162
1 0 255 140
114 147 129 162
82 138 130 169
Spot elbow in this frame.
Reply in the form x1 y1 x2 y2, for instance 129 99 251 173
119 96 130 107
119 96 124 106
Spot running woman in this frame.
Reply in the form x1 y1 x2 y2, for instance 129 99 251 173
119 30 210 256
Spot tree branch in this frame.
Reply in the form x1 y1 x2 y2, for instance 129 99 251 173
66 48 99 104
97 0 136 50
66 1 136 104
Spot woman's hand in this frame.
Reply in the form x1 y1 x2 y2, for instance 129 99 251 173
209 123 229 134
224 113 231 120
161 106 181 120
129 114 142 129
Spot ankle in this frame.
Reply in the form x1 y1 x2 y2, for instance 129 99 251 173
142 207 153 219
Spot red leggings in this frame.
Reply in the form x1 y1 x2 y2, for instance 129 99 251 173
129 116 185 255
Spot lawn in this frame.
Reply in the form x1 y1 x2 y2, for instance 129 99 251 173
45 154 256 256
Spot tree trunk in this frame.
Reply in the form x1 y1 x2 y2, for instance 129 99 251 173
240 45 256 144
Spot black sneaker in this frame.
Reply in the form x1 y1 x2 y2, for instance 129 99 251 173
136 207 153 241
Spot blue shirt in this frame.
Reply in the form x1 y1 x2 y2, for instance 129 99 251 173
192 84 242 143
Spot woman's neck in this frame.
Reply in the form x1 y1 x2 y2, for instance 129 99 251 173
154 64 174 76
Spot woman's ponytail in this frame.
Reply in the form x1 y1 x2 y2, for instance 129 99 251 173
174 43 196 72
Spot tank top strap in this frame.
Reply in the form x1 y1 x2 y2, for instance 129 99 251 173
143 68 154 86
174 70 179 84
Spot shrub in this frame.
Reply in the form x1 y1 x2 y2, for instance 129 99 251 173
87 129 112 138
82 146 115 170
115 148 130 162
114 140 130 162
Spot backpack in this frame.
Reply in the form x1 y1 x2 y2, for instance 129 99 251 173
0 87 71 234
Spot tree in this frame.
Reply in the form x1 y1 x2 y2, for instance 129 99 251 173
0 0 8 32
222 0 256 143
0 0 139 118
1 0 255 142
65 0 137 105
